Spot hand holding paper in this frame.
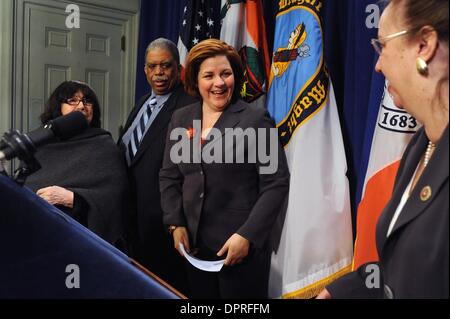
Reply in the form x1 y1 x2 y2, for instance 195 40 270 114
173 226 190 257
217 233 250 266
180 243 225 272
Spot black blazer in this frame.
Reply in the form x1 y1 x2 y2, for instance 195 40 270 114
119 84 196 265
160 99 290 252
328 125 449 299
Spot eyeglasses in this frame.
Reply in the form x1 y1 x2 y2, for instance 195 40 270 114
64 97 94 107
145 61 174 71
371 30 409 55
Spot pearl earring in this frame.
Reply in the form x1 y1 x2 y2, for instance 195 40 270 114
416 57 428 75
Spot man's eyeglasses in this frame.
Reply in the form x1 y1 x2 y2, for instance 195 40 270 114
64 97 94 107
371 30 409 55
145 62 174 71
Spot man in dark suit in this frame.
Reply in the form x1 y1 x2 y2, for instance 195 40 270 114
119 38 196 295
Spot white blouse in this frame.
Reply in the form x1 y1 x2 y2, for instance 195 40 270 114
387 164 420 237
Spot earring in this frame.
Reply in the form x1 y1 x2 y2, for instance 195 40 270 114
416 57 428 75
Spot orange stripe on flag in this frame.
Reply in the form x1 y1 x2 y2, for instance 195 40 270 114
352 160 401 269
246 0 270 80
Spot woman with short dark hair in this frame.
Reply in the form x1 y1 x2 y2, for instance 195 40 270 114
26 81 128 247
40 80 102 128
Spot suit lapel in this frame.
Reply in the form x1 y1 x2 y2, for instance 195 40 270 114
202 100 245 152
378 126 449 251
376 129 426 250
187 101 202 126
391 126 449 233
182 102 202 164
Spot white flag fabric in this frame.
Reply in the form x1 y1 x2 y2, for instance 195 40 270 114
353 81 419 269
267 1 353 298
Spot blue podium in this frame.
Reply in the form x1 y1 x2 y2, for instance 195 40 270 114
0 174 181 299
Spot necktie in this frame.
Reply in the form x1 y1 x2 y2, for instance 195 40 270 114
127 97 157 162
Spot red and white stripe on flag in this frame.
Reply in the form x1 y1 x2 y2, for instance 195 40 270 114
353 82 420 269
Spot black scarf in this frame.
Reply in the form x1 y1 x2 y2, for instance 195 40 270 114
25 128 128 245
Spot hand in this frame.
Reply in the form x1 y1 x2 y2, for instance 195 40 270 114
173 227 190 257
36 186 74 208
316 288 332 299
217 233 250 266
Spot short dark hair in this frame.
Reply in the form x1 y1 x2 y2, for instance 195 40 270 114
184 38 244 103
40 81 101 128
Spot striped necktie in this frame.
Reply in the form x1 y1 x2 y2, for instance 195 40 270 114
127 97 157 162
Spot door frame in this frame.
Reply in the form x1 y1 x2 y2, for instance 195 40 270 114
0 0 14 136
12 0 140 134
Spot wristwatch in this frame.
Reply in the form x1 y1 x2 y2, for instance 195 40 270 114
168 225 178 235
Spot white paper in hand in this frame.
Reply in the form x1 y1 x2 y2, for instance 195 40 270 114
180 243 225 272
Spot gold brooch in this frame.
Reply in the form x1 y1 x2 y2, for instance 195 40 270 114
420 186 432 202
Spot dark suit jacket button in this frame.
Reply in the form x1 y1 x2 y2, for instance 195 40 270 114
384 284 394 299
200 171 203 175
199 193 204 198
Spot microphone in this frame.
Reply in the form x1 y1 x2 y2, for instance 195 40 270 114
0 111 89 161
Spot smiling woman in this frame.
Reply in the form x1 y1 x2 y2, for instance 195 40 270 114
319 0 449 299
160 39 290 299
197 55 235 113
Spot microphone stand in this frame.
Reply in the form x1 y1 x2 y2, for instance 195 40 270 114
1 112 88 186
0 130 42 186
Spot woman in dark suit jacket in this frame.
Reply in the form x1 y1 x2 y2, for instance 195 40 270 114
160 39 289 298
318 0 449 299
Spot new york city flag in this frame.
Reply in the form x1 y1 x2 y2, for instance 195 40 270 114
353 80 419 269
267 0 353 298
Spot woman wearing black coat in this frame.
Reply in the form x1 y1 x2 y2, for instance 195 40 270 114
318 0 449 299
160 39 289 298
26 81 128 247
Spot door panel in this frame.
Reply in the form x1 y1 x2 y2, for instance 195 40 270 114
18 0 138 141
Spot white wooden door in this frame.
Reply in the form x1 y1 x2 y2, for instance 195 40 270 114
15 0 139 141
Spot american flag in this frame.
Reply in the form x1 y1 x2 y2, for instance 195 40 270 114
177 0 220 70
